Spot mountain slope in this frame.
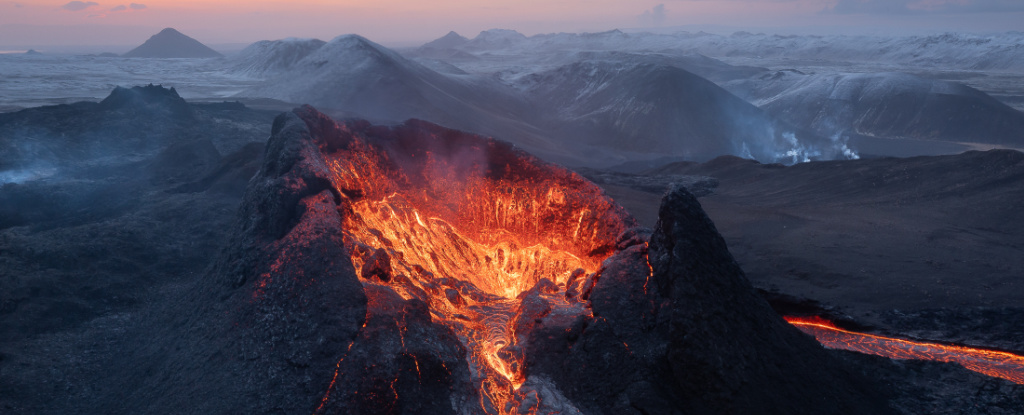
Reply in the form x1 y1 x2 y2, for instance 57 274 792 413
726 71 1024 146
230 38 326 77
240 35 565 159
122 28 223 58
522 61 853 163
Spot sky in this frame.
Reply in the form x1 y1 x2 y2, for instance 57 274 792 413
1 0 1023 49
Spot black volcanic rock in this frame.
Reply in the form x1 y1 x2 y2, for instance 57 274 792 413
91 107 370 414
648 187 890 413
99 84 194 118
0 85 185 172
122 28 223 58
0 85 226 173
521 186 893 415
319 285 477 415
150 106 886 414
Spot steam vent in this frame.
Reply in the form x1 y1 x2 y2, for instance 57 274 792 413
138 106 893 414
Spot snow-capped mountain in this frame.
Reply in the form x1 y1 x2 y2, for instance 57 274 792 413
239 35 562 159
521 60 847 163
229 38 326 77
726 71 1024 146
413 29 1024 72
238 35 842 165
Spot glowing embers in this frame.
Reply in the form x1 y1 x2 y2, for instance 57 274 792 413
786 316 1024 384
347 193 593 299
327 125 632 414
344 191 598 414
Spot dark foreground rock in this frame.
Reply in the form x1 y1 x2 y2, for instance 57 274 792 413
125 106 889 414
2 98 1022 414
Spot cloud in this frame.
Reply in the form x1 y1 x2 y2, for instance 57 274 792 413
62 1 98 11
638 4 668 25
110 3 145 12
825 0 1024 14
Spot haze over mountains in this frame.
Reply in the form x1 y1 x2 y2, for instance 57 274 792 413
3 26 1023 166
4 22 1024 414
233 34 851 165
724 71 1024 146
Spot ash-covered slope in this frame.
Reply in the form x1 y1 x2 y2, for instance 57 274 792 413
229 38 326 77
92 105 892 414
726 71 1024 146
1 84 196 174
240 35 557 159
122 28 223 58
522 61 849 163
0 86 279 413
646 150 1024 327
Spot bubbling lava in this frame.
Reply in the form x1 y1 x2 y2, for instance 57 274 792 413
325 123 633 414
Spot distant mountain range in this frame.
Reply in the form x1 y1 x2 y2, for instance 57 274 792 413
409 29 1024 72
233 34 840 166
224 29 1024 166
725 71 1024 146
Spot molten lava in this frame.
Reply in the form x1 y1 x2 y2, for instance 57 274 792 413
323 120 633 414
786 316 1024 384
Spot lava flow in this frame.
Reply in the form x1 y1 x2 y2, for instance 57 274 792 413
324 120 634 414
786 316 1024 384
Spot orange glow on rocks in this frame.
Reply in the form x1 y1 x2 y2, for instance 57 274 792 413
786 316 1024 384
321 119 633 413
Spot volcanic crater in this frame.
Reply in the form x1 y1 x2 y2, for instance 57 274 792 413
214 106 892 415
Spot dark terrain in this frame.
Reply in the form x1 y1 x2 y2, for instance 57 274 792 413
0 88 1022 413
592 152 1024 353
0 86 274 411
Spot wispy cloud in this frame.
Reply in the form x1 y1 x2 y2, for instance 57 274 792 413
638 4 668 25
62 1 99 11
825 0 1024 14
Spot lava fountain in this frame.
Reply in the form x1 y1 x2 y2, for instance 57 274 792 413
786 316 1024 384
317 117 634 413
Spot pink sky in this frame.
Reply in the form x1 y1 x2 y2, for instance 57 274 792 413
2 0 1023 48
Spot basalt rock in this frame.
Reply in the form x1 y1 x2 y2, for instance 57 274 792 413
112 106 892 414
521 186 895 415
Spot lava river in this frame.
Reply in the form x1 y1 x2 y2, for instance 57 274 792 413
324 121 634 414
786 316 1024 384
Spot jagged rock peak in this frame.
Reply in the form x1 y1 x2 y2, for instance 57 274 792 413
98 84 193 117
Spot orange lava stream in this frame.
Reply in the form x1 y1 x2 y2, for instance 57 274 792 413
786 316 1024 384
324 131 630 414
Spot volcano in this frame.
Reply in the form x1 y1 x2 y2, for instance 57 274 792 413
95 105 895 414
122 28 223 58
